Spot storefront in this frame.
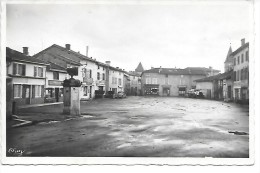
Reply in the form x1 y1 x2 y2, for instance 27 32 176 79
144 84 159 96
178 85 187 96
45 80 63 103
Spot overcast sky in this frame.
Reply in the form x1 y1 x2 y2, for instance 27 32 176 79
6 1 252 72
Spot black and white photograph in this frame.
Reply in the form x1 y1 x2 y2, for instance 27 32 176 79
1 0 259 167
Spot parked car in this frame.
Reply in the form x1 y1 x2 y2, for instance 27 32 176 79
116 91 126 99
187 89 204 98
105 91 116 99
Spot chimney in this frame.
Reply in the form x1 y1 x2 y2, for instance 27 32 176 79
105 61 111 66
65 44 71 50
23 47 29 56
241 38 245 46
86 46 89 57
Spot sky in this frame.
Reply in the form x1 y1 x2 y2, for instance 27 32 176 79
6 1 252 72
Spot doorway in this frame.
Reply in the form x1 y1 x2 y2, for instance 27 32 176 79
55 88 59 102
23 85 30 104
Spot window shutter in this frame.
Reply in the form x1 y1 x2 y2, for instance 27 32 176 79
40 68 43 77
34 67 37 77
22 64 26 76
13 63 17 75
41 85 44 97
32 85 35 98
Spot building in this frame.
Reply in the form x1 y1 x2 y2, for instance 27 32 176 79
45 62 68 102
34 44 124 99
224 46 234 72
231 39 249 103
6 47 48 106
123 73 130 95
106 61 124 94
127 72 141 96
141 67 211 96
195 71 233 100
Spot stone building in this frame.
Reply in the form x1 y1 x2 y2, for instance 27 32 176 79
141 67 212 96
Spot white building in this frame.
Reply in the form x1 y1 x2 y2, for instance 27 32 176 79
6 47 48 106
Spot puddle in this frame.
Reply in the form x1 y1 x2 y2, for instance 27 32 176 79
38 121 60 125
117 143 132 148
228 131 249 135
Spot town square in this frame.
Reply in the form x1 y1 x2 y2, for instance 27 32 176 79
3 1 254 162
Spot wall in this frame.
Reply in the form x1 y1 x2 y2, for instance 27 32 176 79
195 81 214 98
108 69 124 93
141 72 206 96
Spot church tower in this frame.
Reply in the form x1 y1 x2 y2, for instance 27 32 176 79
224 46 234 72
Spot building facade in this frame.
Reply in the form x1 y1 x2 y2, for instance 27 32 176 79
45 62 68 102
6 47 48 106
141 67 209 96
232 39 249 103
34 44 124 100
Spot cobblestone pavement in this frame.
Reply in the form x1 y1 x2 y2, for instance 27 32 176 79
6 96 249 157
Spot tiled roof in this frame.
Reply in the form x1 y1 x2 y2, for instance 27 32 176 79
230 42 249 56
6 47 48 65
34 44 125 72
185 67 220 73
142 67 209 76
194 71 233 82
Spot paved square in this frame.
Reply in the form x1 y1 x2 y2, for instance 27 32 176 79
7 97 249 157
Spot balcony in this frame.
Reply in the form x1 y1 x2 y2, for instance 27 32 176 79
83 77 93 85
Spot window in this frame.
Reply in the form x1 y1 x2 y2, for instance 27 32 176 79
233 71 237 81
97 72 100 80
246 51 249 61
13 63 26 76
35 85 41 97
102 73 105 80
237 56 240 65
234 58 236 65
118 78 122 85
241 54 244 63
89 70 92 78
53 71 59 80
82 68 87 77
103 67 105 71
98 65 100 69
152 78 158 84
34 66 43 77
146 78 151 84
84 86 88 96
14 84 22 98
119 72 121 75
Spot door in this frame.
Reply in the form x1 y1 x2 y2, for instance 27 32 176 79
228 86 232 99
55 88 59 102
23 85 30 104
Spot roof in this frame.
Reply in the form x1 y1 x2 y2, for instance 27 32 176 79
135 62 144 72
34 44 125 72
48 62 67 72
194 71 233 82
185 67 220 73
230 42 249 56
142 67 209 76
224 46 234 63
6 47 48 65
